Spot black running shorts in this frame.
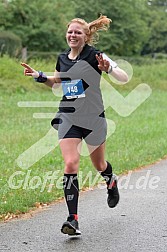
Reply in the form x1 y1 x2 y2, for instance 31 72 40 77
51 113 107 146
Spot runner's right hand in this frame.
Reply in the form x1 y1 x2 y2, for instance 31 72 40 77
21 62 39 78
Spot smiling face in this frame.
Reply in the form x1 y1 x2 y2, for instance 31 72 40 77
66 22 87 50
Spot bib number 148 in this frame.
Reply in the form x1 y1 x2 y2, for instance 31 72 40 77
67 85 78 93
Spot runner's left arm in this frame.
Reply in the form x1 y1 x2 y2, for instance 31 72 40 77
96 54 128 83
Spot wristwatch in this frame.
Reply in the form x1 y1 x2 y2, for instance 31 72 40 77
106 65 112 74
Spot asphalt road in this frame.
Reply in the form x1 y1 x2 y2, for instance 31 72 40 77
0 159 167 252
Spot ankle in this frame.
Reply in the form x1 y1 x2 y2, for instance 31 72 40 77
68 214 78 221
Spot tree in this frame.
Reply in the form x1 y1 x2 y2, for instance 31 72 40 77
0 0 75 52
142 0 167 54
148 0 167 7
1 0 166 55
73 0 150 56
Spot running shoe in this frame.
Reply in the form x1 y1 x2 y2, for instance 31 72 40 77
107 174 120 208
61 215 81 236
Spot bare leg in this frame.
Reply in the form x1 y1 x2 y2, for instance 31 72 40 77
59 138 82 224
88 142 107 172
59 138 82 174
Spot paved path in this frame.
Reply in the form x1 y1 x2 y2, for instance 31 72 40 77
0 159 167 252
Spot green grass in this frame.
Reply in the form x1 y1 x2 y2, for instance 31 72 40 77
0 56 167 219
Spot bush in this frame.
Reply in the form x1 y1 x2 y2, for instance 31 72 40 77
27 51 59 61
0 31 22 57
110 55 167 65
153 53 167 60
0 55 55 94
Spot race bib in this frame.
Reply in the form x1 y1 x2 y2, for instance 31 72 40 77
62 79 85 99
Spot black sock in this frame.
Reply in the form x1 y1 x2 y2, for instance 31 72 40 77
63 174 79 216
100 161 113 186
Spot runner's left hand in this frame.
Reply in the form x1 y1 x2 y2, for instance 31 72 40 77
96 54 110 72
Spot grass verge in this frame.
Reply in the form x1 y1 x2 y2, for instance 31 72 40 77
0 56 167 220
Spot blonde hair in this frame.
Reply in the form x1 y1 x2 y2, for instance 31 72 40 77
67 15 112 45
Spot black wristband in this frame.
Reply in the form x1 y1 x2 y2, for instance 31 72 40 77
34 71 47 83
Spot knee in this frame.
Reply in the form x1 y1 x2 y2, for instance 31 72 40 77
64 159 79 174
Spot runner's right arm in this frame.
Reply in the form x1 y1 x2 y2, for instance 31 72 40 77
21 63 61 88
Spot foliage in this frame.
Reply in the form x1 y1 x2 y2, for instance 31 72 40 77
74 0 150 56
0 30 22 57
0 0 167 55
148 0 167 6
0 55 55 93
0 0 75 52
142 3 167 54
